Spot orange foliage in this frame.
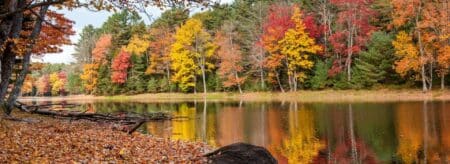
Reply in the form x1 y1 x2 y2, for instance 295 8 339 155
92 34 112 64
215 31 245 88
146 28 173 75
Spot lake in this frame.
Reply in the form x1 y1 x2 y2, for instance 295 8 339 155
24 99 450 163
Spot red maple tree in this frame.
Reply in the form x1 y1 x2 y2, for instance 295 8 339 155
111 49 131 84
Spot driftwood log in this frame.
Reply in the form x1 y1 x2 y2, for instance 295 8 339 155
13 101 171 134
205 142 277 164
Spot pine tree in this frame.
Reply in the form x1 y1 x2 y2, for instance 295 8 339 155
127 54 147 93
352 32 396 88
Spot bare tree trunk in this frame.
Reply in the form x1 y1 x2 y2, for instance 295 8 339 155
293 71 297 92
441 74 445 90
166 65 171 92
285 61 293 92
415 1 428 92
201 61 207 95
258 1 265 90
275 71 285 93
5 6 49 115
259 64 265 90
345 2 355 82
429 61 433 90
235 72 243 94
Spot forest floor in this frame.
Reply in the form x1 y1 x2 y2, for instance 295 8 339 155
20 89 450 103
0 110 210 163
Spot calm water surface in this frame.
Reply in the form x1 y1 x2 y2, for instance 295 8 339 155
29 100 450 163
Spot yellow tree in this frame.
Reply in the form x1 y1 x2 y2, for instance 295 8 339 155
392 31 421 78
170 18 216 93
126 34 150 55
279 6 322 92
80 64 99 93
49 73 60 95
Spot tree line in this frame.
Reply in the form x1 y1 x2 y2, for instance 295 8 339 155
28 0 450 96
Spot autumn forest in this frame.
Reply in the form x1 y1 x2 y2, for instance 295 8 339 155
1 0 450 163
25 0 450 96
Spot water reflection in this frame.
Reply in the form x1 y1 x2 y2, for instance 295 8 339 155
31 100 450 163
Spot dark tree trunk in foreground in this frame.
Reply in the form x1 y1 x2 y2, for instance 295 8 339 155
0 0 26 111
5 6 49 115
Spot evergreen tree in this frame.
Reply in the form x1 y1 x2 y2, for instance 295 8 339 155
127 54 147 93
309 60 330 90
351 32 396 88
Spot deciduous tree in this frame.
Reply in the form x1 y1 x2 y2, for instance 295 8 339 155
146 27 174 91
170 18 216 93
279 6 322 91
216 21 245 94
36 74 50 96
329 0 376 81
392 31 421 78
111 49 131 84
80 64 99 93
261 3 295 92
92 34 112 63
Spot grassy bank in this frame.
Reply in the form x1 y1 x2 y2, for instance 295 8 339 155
20 89 450 103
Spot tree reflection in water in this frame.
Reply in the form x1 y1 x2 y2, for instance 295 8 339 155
38 99 450 163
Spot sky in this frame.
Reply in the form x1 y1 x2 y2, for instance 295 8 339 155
35 0 233 64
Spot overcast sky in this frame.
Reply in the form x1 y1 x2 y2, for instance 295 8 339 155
36 0 233 64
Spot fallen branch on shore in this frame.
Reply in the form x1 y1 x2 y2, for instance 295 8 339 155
13 101 172 134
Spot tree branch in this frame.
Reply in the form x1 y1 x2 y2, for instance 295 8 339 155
29 9 70 34
0 0 67 19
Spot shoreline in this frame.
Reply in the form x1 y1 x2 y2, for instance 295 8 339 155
19 89 450 103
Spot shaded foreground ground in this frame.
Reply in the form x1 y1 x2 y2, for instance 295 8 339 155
0 111 210 163
20 89 450 103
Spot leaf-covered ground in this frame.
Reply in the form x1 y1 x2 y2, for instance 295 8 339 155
0 111 210 163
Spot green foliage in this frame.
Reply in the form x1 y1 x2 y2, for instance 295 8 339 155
332 73 352 90
40 63 65 75
126 54 147 93
192 4 234 31
150 8 189 29
147 78 159 93
95 64 112 95
100 10 144 47
351 32 396 88
309 60 330 90
206 73 223 92
67 72 83 94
